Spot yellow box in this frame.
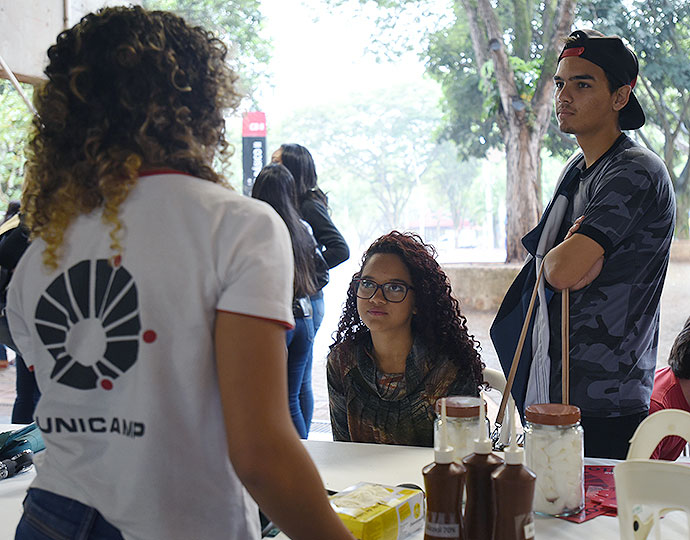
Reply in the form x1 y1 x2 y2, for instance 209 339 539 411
329 482 425 540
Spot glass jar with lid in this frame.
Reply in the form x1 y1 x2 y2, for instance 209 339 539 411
523 403 584 517
434 396 483 463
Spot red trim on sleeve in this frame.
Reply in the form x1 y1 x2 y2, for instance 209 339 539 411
216 309 294 330
138 169 189 177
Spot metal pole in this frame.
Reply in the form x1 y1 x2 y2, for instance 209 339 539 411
63 0 70 30
0 52 38 117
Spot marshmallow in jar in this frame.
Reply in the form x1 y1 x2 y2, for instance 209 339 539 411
434 396 483 463
523 403 584 517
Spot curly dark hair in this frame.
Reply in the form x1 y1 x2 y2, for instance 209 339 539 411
669 316 690 380
331 231 484 385
22 6 241 269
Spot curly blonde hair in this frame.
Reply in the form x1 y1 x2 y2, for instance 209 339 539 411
22 6 241 269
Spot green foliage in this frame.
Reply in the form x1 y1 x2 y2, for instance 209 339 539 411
424 142 486 238
578 0 690 236
0 80 33 212
425 13 502 158
142 0 271 103
274 82 438 232
425 0 577 160
326 0 454 61
270 80 487 248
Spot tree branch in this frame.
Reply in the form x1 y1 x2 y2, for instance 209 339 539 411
635 128 656 154
475 0 520 127
671 93 690 142
532 0 576 136
678 142 689 193
639 75 670 135
513 0 532 60
457 0 488 68
541 0 558 47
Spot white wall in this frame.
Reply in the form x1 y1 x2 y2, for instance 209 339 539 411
0 1 139 84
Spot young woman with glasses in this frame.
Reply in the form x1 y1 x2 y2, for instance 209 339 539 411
327 231 484 446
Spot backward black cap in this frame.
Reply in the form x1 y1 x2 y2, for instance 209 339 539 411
558 30 645 130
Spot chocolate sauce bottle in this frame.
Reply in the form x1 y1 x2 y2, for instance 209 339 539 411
491 396 536 540
423 398 466 540
462 394 504 540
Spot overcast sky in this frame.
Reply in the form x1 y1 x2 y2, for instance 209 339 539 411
256 0 426 123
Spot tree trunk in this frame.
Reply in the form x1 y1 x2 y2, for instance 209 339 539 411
677 193 690 240
505 126 542 261
461 0 575 261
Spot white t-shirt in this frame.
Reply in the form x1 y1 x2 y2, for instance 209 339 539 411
7 172 295 540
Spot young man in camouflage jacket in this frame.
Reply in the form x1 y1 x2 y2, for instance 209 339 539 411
539 30 676 458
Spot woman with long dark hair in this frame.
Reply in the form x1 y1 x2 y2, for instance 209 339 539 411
0 201 40 421
252 163 320 438
6 7 353 539
271 143 349 334
328 231 484 446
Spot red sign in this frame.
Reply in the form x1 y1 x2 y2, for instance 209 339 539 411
242 111 266 137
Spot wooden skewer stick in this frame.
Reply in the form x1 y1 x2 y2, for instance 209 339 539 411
561 288 570 405
496 261 546 426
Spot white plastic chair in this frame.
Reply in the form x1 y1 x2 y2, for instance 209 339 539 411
614 409 690 539
614 459 690 540
626 409 690 459
482 367 507 394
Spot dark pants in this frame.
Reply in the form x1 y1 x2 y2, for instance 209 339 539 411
581 411 648 459
12 355 40 424
16 488 124 540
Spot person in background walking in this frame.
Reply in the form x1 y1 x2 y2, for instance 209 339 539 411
252 163 327 438
0 201 40 422
272 143 349 335
0 200 21 369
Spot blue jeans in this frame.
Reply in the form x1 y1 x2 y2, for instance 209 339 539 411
285 316 315 439
16 488 124 540
12 355 41 424
310 291 325 336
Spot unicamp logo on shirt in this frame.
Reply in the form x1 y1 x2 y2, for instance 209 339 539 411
34 257 150 391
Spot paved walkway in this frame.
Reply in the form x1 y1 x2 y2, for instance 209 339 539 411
1 261 688 436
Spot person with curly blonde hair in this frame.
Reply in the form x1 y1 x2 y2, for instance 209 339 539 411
7 7 354 540
328 231 484 446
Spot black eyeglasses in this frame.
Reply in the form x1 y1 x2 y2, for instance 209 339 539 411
352 278 414 303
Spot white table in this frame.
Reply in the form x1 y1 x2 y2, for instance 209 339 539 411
273 440 690 540
0 429 687 539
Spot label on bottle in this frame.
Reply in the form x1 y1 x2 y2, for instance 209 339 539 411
425 519 460 538
511 513 535 539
